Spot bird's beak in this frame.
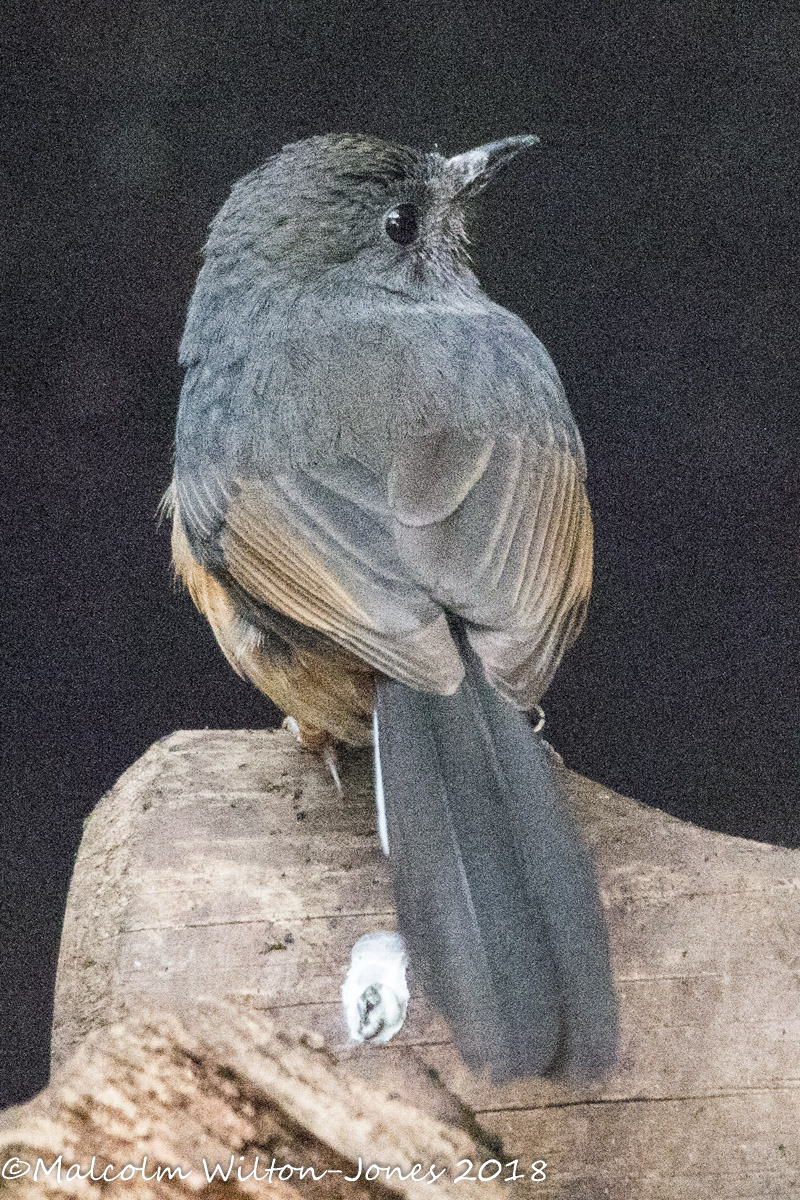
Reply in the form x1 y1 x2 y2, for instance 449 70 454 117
447 135 541 199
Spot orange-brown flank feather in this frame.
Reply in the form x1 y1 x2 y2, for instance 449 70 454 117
170 504 374 746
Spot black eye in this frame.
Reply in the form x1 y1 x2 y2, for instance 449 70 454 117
384 203 419 245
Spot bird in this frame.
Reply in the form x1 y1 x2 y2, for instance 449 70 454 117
166 132 617 1081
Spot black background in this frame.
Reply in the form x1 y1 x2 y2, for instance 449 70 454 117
3 0 798 1108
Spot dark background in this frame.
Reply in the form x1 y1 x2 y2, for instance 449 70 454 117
3 0 798 1108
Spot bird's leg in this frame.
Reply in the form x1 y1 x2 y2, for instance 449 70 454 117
282 716 342 794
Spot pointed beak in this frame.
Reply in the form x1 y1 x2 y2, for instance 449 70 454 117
447 134 540 198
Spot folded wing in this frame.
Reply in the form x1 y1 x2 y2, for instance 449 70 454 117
173 421 591 715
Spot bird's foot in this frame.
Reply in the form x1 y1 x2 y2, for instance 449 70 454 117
282 715 305 743
341 932 409 1044
282 717 343 794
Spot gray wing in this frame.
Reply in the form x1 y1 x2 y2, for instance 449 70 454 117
173 452 466 695
174 426 590 709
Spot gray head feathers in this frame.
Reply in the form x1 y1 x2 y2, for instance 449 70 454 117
203 133 472 289
175 132 581 472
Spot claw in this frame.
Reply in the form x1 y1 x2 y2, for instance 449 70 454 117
282 715 302 742
323 742 343 795
282 717 342 794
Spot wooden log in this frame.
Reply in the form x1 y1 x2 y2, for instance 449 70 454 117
1 1001 503 1197
51 729 800 1198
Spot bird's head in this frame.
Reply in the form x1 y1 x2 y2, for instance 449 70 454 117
204 132 540 300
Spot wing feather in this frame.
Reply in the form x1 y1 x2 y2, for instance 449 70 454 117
176 463 465 695
391 433 593 708
174 425 591 714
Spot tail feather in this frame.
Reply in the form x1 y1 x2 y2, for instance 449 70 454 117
375 648 617 1081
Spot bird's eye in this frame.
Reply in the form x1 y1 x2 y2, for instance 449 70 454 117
384 204 419 245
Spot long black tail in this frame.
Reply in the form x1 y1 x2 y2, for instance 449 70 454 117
374 649 617 1082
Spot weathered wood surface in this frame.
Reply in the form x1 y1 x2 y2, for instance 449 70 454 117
52 729 800 1197
3 1001 502 1198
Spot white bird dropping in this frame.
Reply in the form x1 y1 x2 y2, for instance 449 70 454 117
342 931 409 1043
